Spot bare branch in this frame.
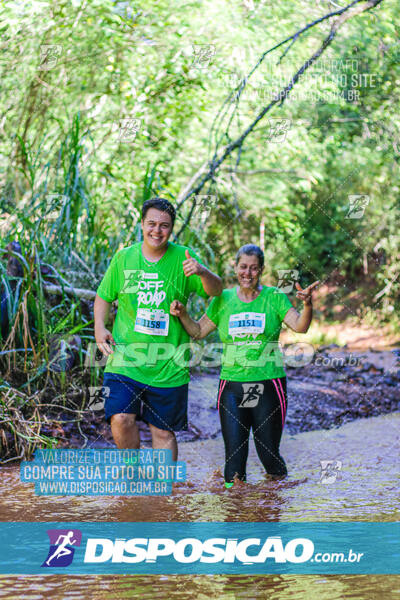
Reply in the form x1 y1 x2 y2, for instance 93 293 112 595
43 284 96 301
221 167 308 178
175 0 384 240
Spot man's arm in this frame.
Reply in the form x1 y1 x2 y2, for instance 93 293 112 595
94 294 115 355
170 301 216 339
198 265 223 297
182 250 222 296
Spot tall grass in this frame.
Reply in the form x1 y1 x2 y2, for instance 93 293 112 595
0 113 223 460
0 114 138 460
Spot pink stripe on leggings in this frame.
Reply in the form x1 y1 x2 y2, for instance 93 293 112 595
217 379 227 412
272 378 285 429
277 377 286 421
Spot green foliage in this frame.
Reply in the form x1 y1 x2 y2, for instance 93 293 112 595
0 0 399 461
0 0 398 325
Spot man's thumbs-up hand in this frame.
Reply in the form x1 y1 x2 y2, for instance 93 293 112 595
182 249 205 277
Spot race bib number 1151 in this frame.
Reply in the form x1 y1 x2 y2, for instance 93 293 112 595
228 312 265 339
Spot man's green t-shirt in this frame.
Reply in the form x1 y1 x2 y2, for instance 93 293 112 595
96 242 208 387
206 286 293 382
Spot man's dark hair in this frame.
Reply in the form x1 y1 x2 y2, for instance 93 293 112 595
141 197 176 227
235 244 265 269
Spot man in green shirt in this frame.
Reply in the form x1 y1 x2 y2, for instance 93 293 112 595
94 197 222 459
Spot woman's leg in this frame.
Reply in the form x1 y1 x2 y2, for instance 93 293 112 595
218 380 252 483
250 377 288 476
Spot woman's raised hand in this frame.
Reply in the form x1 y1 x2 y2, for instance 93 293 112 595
295 280 319 306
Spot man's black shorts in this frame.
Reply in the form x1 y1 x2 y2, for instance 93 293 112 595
102 372 188 431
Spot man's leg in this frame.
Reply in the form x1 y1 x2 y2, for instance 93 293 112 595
110 413 140 449
104 373 144 449
142 383 188 461
149 423 178 461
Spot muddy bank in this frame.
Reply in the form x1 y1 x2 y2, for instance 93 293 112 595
184 346 400 440
33 347 400 449
282 346 400 434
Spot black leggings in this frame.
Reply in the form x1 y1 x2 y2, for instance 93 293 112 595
217 377 288 482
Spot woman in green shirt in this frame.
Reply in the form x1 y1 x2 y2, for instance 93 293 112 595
170 244 318 487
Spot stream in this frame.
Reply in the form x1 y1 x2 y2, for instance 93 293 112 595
0 411 398 599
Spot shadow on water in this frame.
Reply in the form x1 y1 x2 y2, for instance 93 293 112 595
0 413 399 598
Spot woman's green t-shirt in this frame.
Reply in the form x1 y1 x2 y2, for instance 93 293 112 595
206 286 293 382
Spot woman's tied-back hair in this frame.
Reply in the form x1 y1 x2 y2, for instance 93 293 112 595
235 244 264 269
141 197 176 227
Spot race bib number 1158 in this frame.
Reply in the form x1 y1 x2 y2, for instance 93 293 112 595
134 308 169 336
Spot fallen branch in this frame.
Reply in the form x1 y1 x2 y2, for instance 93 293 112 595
43 284 96 301
175 0 384 238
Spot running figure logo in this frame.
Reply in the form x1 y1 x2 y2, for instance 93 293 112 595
267 118 291 143
319 460 342 484
121 269 145 294
191 44 216 69
42 529 82 567
239 383 264 408
276 269 299 294
87 386 110 411
346 195 370 219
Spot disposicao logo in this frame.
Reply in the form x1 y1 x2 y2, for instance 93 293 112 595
82 536 314 564
41 529 82 567
38 531 369 570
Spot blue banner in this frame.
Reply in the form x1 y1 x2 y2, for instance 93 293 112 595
0 522 398 574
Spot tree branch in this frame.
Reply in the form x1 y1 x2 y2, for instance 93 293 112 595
175 0 384 239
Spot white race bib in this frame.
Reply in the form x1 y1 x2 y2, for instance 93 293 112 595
134 308 169 336
228 312 265 340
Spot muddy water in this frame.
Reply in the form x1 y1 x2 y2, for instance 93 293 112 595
0 573 398 600
0 412 399 598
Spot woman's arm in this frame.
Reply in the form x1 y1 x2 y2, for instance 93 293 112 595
170 300 216 339
283 281 319 333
